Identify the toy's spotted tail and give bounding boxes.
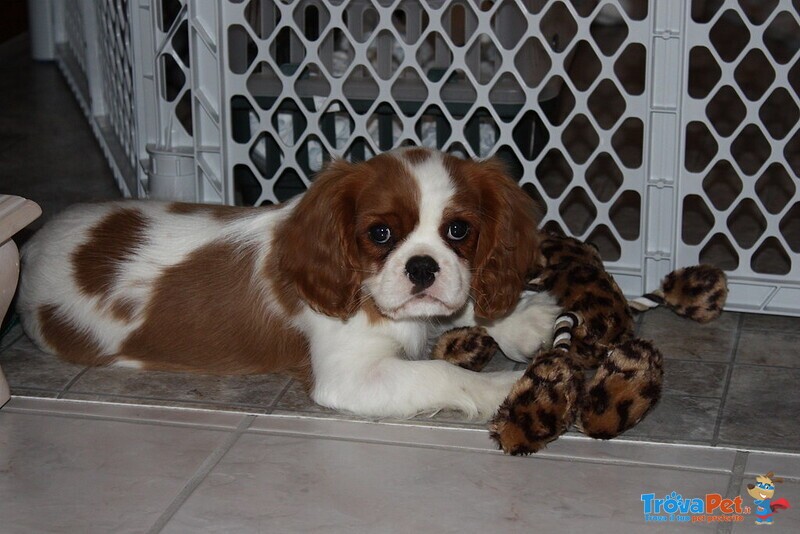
[628,265,728,323]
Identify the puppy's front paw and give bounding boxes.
[469,370,524,421]
[432,326,498,372]
[486,292,561,363]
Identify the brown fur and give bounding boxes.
[402,147,433,165]
[120,241,312,386]
[166,202,267,220]
[38,304,107,366]
[270,156,420,319]
[72,207,149,300]
[444,156,542,320]
[108,299,137,322]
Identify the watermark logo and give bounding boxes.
[641,471,792,525]
[745,471,791,526]
[641,491,749,524]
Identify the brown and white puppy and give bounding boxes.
[17,148,559,419]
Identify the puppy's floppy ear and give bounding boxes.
[274,159,363,319]
[470,158,542,320]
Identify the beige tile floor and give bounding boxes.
[2,37,800,533]
[2,396,799,534]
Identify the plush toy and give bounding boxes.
[432,232,728,455]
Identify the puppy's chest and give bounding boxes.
[387,321,440,361]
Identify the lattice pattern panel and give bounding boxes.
[679,0,800,309]
[63,0,88,77]
[220,0,650,270]
[97,0,138,169]
[155,0,195,146]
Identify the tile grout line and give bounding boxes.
[56,366,91,399]
[265,378,296,414]
[710,315,744,447]
[237,426,741,475]
[720,361,800,371]
[0,330,25,353]
[716,450,749,534]
[3,403,247,432]
[146,414,256,534]
[62,389,279,412]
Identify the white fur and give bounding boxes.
[17,154,557,421]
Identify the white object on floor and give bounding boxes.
[0,195,42,407]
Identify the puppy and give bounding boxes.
[17,148,559,419]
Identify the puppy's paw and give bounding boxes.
[431,326,498,372]
[486,292,561,363]
[579,339,663,439]
[463,370,524,422]
[489,351,582,455]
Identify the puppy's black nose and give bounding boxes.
[406,255,439,290]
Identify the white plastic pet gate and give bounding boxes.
[36,0,800,315]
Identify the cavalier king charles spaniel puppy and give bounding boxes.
[17,148,558,419]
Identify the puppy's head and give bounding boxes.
[277,148,541,321]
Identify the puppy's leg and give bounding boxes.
[449,292,561,363]
[311,337,522,420]
[485,292,560,363]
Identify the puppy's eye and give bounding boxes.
[446,220,469,241]
[368,224,392,244]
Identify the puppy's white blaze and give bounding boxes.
[366,153,470,318]
[410,154,456,237]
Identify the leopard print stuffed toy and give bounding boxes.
[432,232,728,455]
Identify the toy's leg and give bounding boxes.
[488,313,582,454]
[489,350,582,455]
[579,339,663,439]
[431,326,499,372]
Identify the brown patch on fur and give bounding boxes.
[362,297,388,326]
[270,155,420,319]
[72,208,149,299]
[119,241,312,383]
[108,299,137,322]
[431,326,498,372]
[167,202,266,220]
[38,304,107,366]
[443,155,542,320]
[402,147,433,165]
